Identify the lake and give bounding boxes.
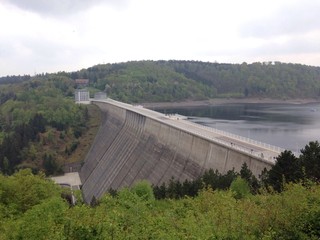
[156,103,320,153]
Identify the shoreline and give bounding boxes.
[140,98,320,109]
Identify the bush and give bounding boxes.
[131,180,155,202]
[230,176,251,200]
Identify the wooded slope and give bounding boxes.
[71,60,320,102]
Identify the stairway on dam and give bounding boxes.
[80,99,281,203]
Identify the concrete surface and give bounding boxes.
[51,172,82,188]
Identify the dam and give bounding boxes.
[80,99,281,203]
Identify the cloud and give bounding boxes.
[241,1,320,38]
[244,38,320,60]
[1,0,320,76]
[2,0,129,16]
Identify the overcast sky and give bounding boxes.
[1,0,320,76]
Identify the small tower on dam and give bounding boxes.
[75,89,90,103]
[74,78,90,104]
[94,92,107,100]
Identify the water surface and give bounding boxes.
[156,103,320,153]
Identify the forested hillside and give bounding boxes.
[0,75,100,175]
[71,60,320,102]
[2,61,319,104]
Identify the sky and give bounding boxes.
[0,0,320,76]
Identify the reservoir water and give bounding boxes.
[156,103,320,153]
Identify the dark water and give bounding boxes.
[156,103,320,153]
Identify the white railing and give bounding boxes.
[190,127,277,163]
[190,120,285,152]
[177,119,290,163]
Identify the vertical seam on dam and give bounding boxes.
[223,149,229,173]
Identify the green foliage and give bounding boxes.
[0,75,90,174]
[7,197,68,240]
[0,75,31,85]
[1,173,320,239]
[81,61,217,102]
[264,141,320,192]
[0,169,62,215]
[240,162,259,193]
[153,169,238,200]
[230,176,251,199]
[265,150,301,191]
[43,153,62,176]
[300,141,320,181]
[130,180,155,202]
[75,60,320,103]
[3,60,320,105]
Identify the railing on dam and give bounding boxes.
[177,118,283,163]
[165,113,300,161]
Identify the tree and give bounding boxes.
[30,113,46,134]
[131,180,155,202]
[266,150,302,191]
[0,169,62,214]
[43,153,60,176]
[300,141,320,181]
[240,162,259,193]
[153,182,166,199]
[7,197,68,240]
[1,157,9,175]
[230,176,251,199]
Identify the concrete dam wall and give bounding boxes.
[80,100,273,203]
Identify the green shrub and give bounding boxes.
[230,176,251,199]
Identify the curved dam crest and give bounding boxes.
[80,99,274,203]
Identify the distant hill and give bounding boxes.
[2,60,320,103]
[0,75,31,85]
[68,60,320,103]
